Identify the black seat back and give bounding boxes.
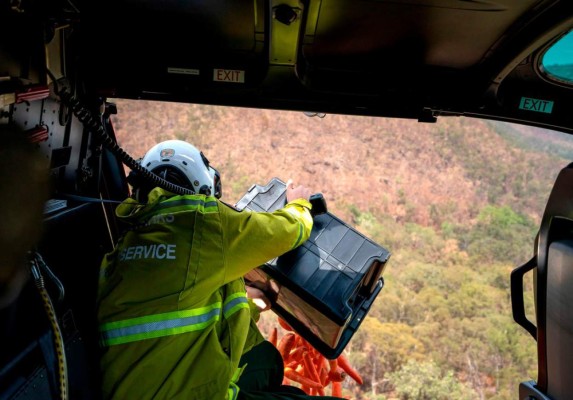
[512,162,573,399]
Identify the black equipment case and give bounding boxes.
[236,178,390,358]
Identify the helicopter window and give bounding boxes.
[540,30,573,85]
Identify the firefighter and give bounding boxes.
[97,140,343,399]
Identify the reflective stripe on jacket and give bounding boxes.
[97,187,312,399]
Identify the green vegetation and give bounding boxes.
[337,121,547,398]
[347,208,537,399]
[389,360,476,400]
[487,120,573,161]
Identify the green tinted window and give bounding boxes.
[541,31,573,84]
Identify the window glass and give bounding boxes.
[111,99,573,400]
[541,30,573,84]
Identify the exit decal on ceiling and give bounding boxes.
[519,97,554,114]
[213,69,245,83]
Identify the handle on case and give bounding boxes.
[510,256,537,340]
[309,193,327,217]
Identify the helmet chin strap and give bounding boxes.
[158,169,169,183]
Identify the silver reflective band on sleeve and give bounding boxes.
[99,303,222,346]
[284,204,313,249]
[223,292,249,318]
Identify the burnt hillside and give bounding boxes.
[111,99,566,229]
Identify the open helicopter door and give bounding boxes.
[512,162,573,399]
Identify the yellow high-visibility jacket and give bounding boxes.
[97,187,313,400]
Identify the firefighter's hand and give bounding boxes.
[286,179,312,203]
[246,285,271,312]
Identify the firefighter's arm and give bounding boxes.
[221,191,313,283]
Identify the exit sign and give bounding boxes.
[213,69,245,83]
[519,97,554,114]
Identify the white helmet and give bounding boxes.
[140,140,221,198]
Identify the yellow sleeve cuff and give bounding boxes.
[287,198,312,210]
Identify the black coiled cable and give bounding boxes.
[58,90,193,196]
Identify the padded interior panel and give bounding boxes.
[82,0,267,94]
[546,239,573,399]
[303,0,538,68]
